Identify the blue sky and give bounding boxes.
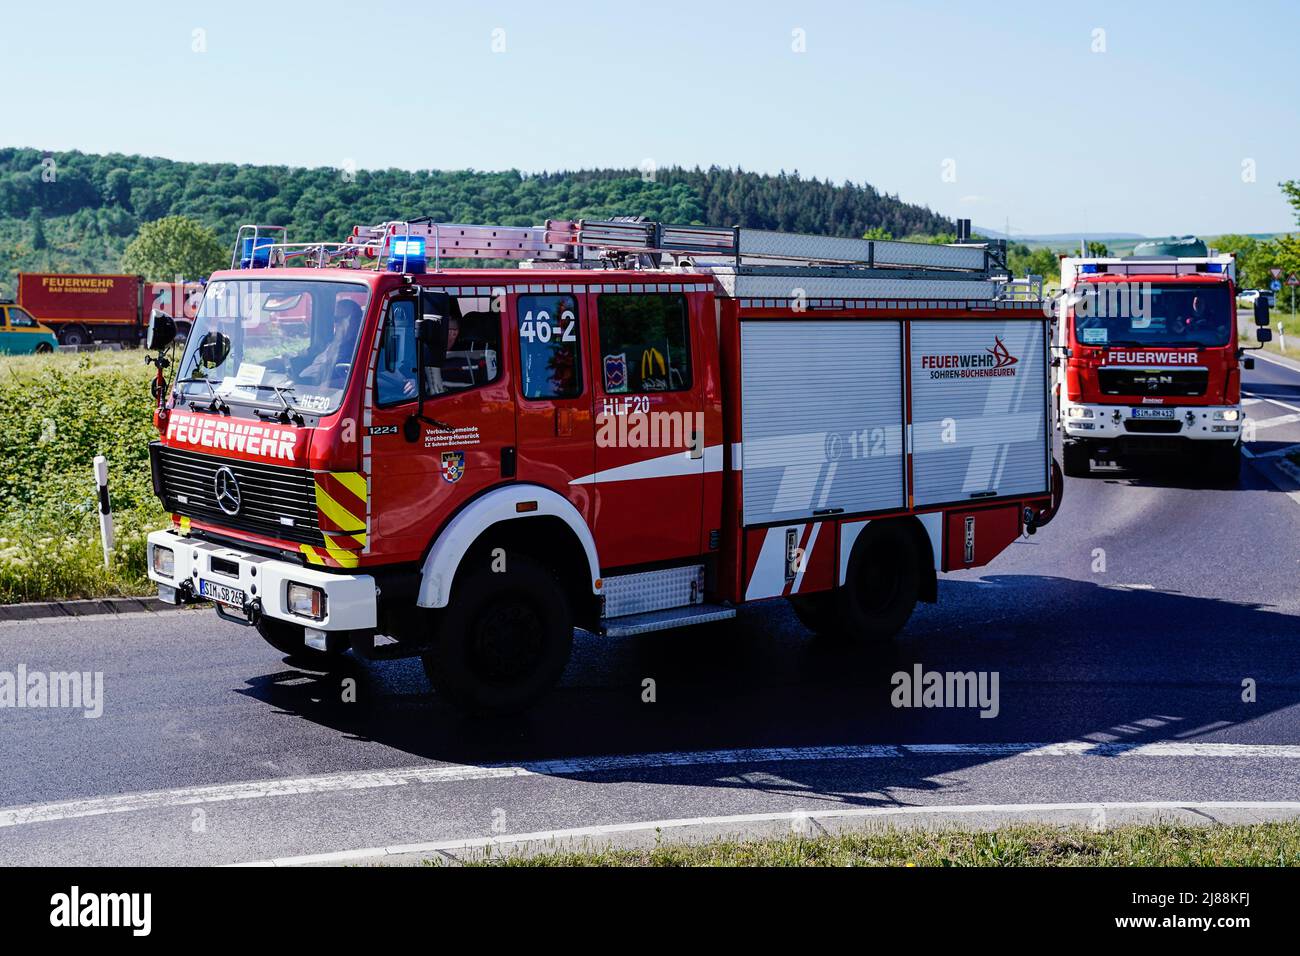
[3,1,1296,236]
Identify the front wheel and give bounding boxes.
[34,342,54,354]
[422,555,573,714]
[1062,439,1091,478]
[1206,442,1241,486]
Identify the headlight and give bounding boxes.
[1214,409,1240,421]
[151,544,174,577]
[1067,407,1094,419]
[287,582,326,620]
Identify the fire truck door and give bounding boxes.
[511,290,595,523]
[587,290,705,568]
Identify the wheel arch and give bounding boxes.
[416,484,601,623]
[839,513,940,604]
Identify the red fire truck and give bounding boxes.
[1055,240,1271,480]
[144,219,1061,713]
[17,272,203,346]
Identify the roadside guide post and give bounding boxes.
[93,455,114,569]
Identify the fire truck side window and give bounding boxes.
[517,293,582,400]
[376,295,501,405]
[376,299,418,405]
[597,293,691,393]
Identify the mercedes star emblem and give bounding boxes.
[213,466,242,516]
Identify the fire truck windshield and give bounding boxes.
[1073,283,1232,348]
[175,279,370,416]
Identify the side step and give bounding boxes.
[602,603,736,638]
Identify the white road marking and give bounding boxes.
[232,799,1300,867]
[1242,390,1300,415]
[1244,442,1300,460]
[1247,411,1300,431]
[7,742,1300,831]
[1253,350,1300,376]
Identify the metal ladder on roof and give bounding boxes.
[345,217,1010,278]
[230,216,1033,301]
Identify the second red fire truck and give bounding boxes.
[17,272,203,346]
[144,218,1061,713]
[1055,238,1270,480]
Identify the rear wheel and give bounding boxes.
[789,522,921,643]
[58,325,91,347]
[1062,439,1091,478]
[422,555,573,714]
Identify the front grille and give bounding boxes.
[157,446,323,546]
[1124,419,1183,434]
[1098,367,1207,397]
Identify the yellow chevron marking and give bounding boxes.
[299,545,325,566]
[321,543,360,568]
[322,531,364,552]
[178,516,191,535]
[333,471,368,502]
[315,486,364,533]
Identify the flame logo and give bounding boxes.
[985,336,1019,369]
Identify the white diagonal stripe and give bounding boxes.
[6,741,1300,830]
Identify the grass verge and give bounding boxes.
[448,822,1300,867]
[0,349,165,603]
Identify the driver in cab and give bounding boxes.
[1174,294,1227,343]
[294,300,360,386]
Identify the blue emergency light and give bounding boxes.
[1080,264,1099,273]
[239,236,274,269]
[1206,263,1224,273]
[387,236,427,274]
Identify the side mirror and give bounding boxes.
[1254,298,1271,327]
[197,330,231,369]
[146,309,177,351]
[1256,326,1273,344]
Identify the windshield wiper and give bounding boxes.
[177,376,229,414]
[247,384,307,426]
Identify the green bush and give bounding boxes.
[0,351,165,602]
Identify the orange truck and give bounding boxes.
[17,272,202,346]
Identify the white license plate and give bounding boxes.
[1130,408,1176,419]
[199,579,245,609]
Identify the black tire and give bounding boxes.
[34,342,53,354]
[788,591,837,635]
[1206,442,1241,486]
[1062,440,1091,478]
[422,555,573,714]
[790,522,921,643]
[255,616,346,667]
[59,325,90,347]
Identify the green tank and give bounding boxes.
[1131,235,1208,257]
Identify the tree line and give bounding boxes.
[0,148,953,287]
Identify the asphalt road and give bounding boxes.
[3,355,1300,865]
